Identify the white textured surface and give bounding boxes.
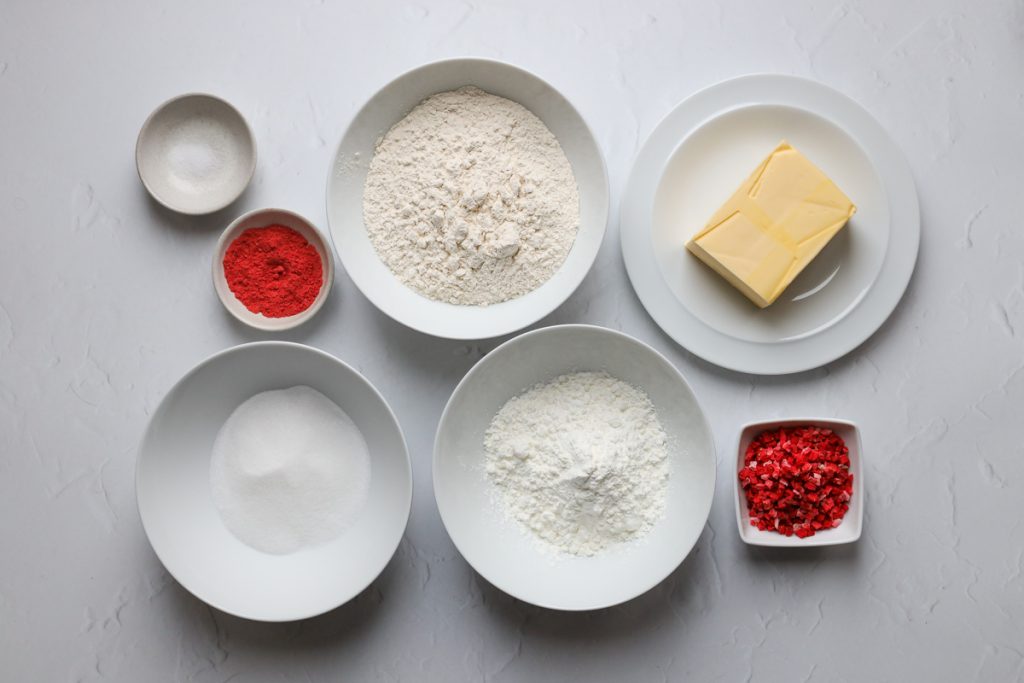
[1,0,1021,680]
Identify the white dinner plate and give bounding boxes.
[326,58,608,340]
[620,74,919,374]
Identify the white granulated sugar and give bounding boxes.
[484,372,670,556]
[210,386,371,555]
[363,86,580,306]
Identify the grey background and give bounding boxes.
[1,0,1022,680]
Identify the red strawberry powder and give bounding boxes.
[223,225,323,318]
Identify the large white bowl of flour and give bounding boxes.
[433,325,716,610]
[327,58,608,339]
[136,342,411,621]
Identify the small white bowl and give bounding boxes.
[735,418,864,547]
[136,341,412,622]
[433,324,716,610]
[327,58,609,340]
[213,208,334,331]
[136,93,256,214]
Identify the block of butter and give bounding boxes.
[686,141,856,308]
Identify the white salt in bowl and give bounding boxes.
[433,324,716,610]
[327,58,609,340]
[136,93,256,214]
[136,342,412,622]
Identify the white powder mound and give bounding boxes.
[484,372,670,556]
[362,86,580,306]
[209,386,371,555]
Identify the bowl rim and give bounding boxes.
[432,323,717,610]
[733,417,863,547]
[135,340,413,622]
[325,56,610,340]
[135,91,257,215]
[212,207,335,331]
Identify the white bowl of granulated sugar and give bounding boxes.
[136,342,412,622]
[433,324,717,610]
[327,58,609,340]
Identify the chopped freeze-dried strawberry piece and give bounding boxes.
[738,425,853,539]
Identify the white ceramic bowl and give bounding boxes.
[326,58,609,340]
[735,418,863,547]
[136,342,412,622]
[136,93,256,214]
[213,208,334,331]
[433,324,716,610]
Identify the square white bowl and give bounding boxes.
[734,418,863,547]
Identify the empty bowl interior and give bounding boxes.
[327,58,608,339]
[735,419,863,547]
[137,94,256,214]
[136,342,411,621]
[433,325,716,610]
[213,209,334,331]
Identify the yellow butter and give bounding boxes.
[685,141,856,308]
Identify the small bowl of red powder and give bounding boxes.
[735,419,863,547]
[214,208,334,331]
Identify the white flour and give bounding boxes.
[484,372,670,556]
[363,86,580,305]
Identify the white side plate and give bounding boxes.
[621,74,919,374]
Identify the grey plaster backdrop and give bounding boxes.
[1,1,1022,681]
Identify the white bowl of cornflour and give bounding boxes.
[327,58,609,340]
[136,342,411,622]
[433,324,717,610]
